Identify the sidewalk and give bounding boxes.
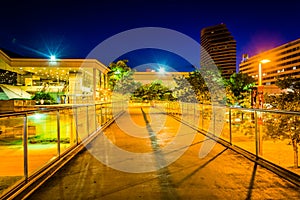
[28,106,300,199]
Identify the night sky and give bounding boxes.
[1,0,300,72]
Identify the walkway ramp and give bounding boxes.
[27,106,300,199]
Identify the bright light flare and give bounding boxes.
[31,113,45,120]
[158,67,165,73]
[50,55,56,61]
[260,59,270,64]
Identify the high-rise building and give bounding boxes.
[200,23,236,79]
[239,38,300,87]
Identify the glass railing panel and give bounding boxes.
[198,104,204,130]
[106,103,113,121]
[27,111,58,176]
[0,115,24,195]
[104,103,112,123]
[59,108,76,153]
[95,104,102,126]
[88,106,96,134]
[220,107,230,142]
[185,103,195,125]
[193,103,201,129]
[101,104,107,125]
[77,107,88,141]
[231,109,256,154]
[262,111,300,175]
[111,101,120,119]
[202,104,212,132]
[100,104,107,125]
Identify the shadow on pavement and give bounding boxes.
[175,147,228,187]
[141,107,180,200]
[246,163,258,200]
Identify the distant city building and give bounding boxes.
[200,23,236,79]
[239,38,300,87]
[133,72,189,88]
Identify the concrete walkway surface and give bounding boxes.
[27,107,300,200]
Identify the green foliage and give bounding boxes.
[264,113,300,168]
[275,75,300,92]
[32,92,55,104]
[186,70,210,103]
[172,74,199,103]
[264,76,300,168]
[172,67,226,104]
[108,60,141,95]
[108,60,133,90]
[272,76,300,111]
[225,72,255,107]
[173,69,215,103]
[198,66,226,104]
[132,80,174,101]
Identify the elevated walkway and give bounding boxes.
[25,106,300,199]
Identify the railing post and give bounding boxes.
[86,106,89,136]
[100,105,103,125]
[75,107,79,145]
[213,109,216,136]
[95,104,98,131]
[255,110,259,157]
[229,108,232,145]
[194,103,196,124]
[201,104,204,130]
[185,102,187,118]
[109,102,112,120]
[57,110,61,158]
[23,114,28,181]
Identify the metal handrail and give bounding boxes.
[0,101,125,199]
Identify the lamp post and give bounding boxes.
[257,59,270,109]
[256,59,270,156]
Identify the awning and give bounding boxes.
[0,84,32,100]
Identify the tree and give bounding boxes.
[274,75,300,111]
[172,73,199,103]
[186,70,210,103]
[173,69,213,103]
[264,76,300,168]
[225,72,256,108]
[132,80,174,101]
[264,113,300,168]
[108,60,141,96]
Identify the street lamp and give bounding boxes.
[50,55,56,61]
[258,59,270,86]
[257,59,270,156]
[257,59,271,109]
[158,67,165,73]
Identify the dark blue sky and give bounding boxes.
[1,0,300,71]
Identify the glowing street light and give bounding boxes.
[158,67,165,73]
[258,59,270,86]
[257,59,271,109]
[50,55,57,62]
[257,59,270,155]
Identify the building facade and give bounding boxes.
[239,38,300,88]
[200,23,236,79]
[133,72,189,89]
[0,50,110,105]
